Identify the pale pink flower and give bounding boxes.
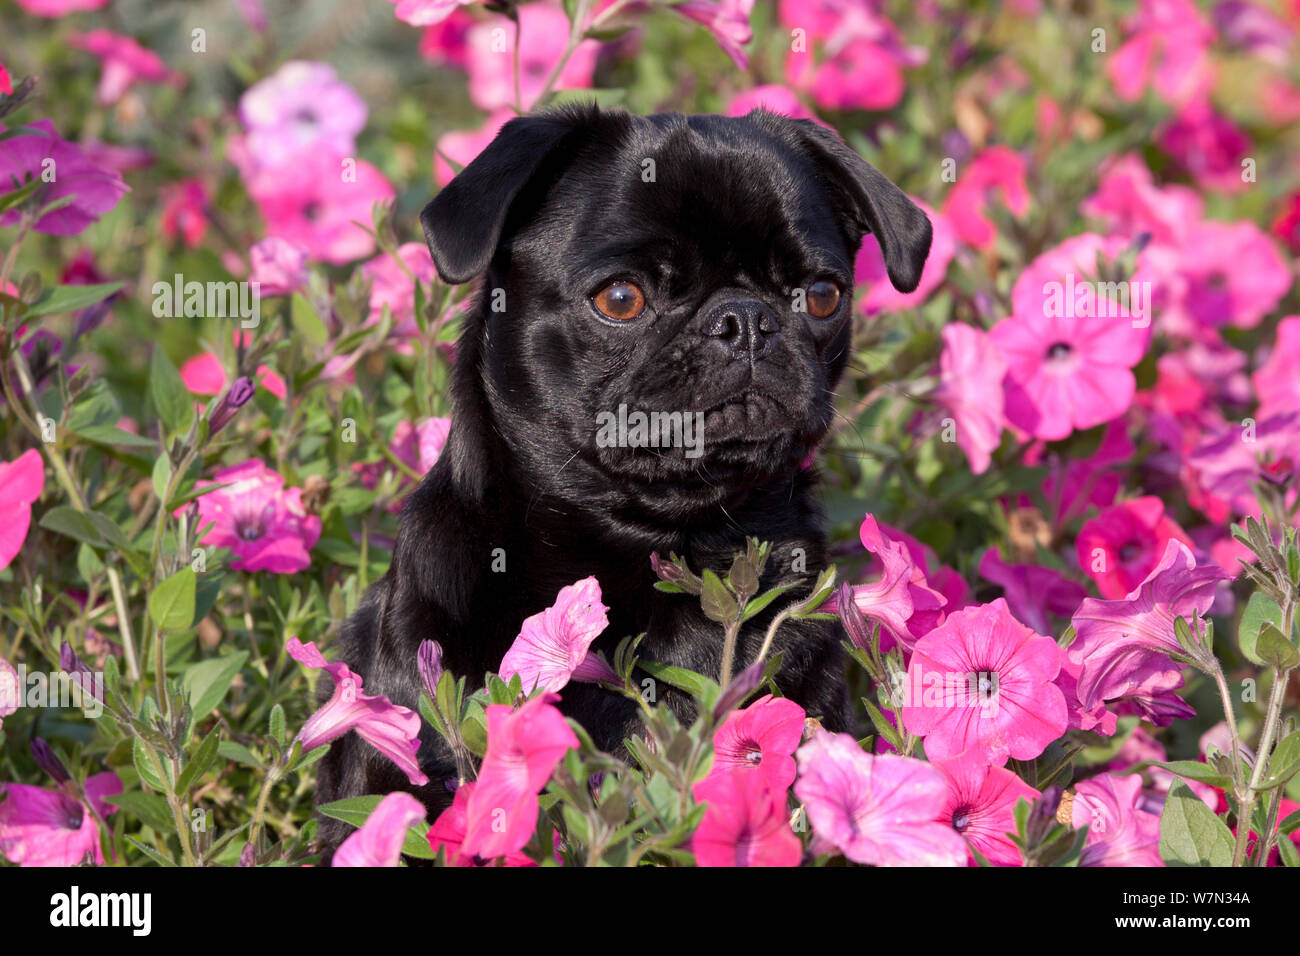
[467,5,598,111]
[794,730,968,866]
[691,770,801,867]
[707,694,806,794]
[189,460,321,573]
[933,323,1007,475]
[392,417,452,475]
[676,0,755,69]
[333,791,426,867]
[0,658,18,729]
[248,237,309,296]
[1106,0,1214,107]
[900,599,1067,766]
[0,772,120,866]
[238,61,367,168]
[1069,540,1226,721]
[1072,772,1163,866]
[390,0,473,26]
[362,242,439,338]
[287,638,428,786]
[70,30,184,104]
[462,693,579,860]
[934,750,1038,866]
[1079,153,1204,246]
[499,577,613,693]
[0,450,44,571]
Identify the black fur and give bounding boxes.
[313,106,931,857]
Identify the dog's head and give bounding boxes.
[421,106,930,524]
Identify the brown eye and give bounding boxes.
[592,281,646,321]
[807,280,842,318]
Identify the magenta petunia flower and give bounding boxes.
[0,120,129,236]
[286,637,428,786]
[707,694,806,794]
[390,0,473,26]
[1188,412,1300,514]
[691,769,801,867]
[0,449,44,572]
[1041,418,1135,526]
[332,791,426,867]
[1075,496,1194,599]
[427,782,537,866]
[857,199,955,316]
[941,146,1030,250]
[238,61,367,169]
[793,730,968,866]
[433,108,511,186]
[1068,540,1225,720]
[1254,316,1300,421]
[676,0,756,70]
[462,693,579,861]
[1106,0,1214,107]
[991,234,1151,441]
[933,750,1038,866]
[977,548,1085,637]
[933,323,1007,475]
[70,30,184,104]
[190,460,320,573]
[248,237,310,297]
[466,4,598,111]
[725,84,816,120]
[0,772,120,867]
[1054,652,1119,736]
[1157,102,1252,194]
[900,599,1067,766]
[13,0,109,16]
[159,178,208,247]
[499,577,613,694]
[392,417,451,476]
[1071,772,1163,867]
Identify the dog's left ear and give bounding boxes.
[782,117,932,293]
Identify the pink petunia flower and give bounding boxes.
[933,750,1038,866]
[361,242,439,339]
[286,638,428,786]
[0,772,120,866]
[1071,772,1163,866]
[462,693,579,861]
[248,237,310,297]
[941,146,1030,250]
[991,234,1151,441]
[1106,0,1214,107]
[466,4,599,111]
[333,791,426,867]
[707,694,806,794]
[1076,496,1194,599]
[189,460,321,573]
[0,449,44,571]
[725,84,816,120]
[1069,540,1226,722]
[159,178,208,247]
[427,782,538,866]
[933,323,1007,475]
[392,417,452,476]
[676,0,755,69]
[1054,652,1120,736]
[0,119,129,236]
[1188,412,1300,514]
[977,548,1085,637]
[1079,153,1203,246]
[900,599,1067,766]
[419,8,475,65]
[238,61,367,168]
[434,109,512,187]
[499,577,614,694]
[793,730,968,866]
[1255,316,1300,420]
[13,0,110,16]
[390,0,473,26]
[0,658,18,729]
[857,200,955,316]
[1041,419,1135,527]
[691,769,801,867]
[69,30,184,104]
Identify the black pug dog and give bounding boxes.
[314,105,931,857]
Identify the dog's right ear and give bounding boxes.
[420,109,592,284]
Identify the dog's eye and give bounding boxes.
[807,280,842,318]
[592,281,646,321]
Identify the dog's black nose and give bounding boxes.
[701,299,780,356]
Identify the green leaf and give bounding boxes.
[102,791,177,835]
[740,583,795,622]
[638,660,720,700]
[291,292,330,348]
[1257,623,1300,671]
[1154,760,1233,791]
[175,727,222,795]
[700,569,738,623]
[26,281,124,317]
[1239,592,1283,667]
[133,737,169,793]
[269,704,287,748]
[181,651,248,718]
[150,346,194,435]
[150,568,196,633]
[1258,732,1300,790]
[1159,780,1234,867]
[316,795,434,860]
[73,424,159,449]
[40,506,107,548]
[151,453,172,502]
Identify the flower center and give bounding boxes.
[1046,341,1073,362]
[64,801,85,831]
[1118,541,1142,563]
[742,745,763,767]
[951,806,972,832]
